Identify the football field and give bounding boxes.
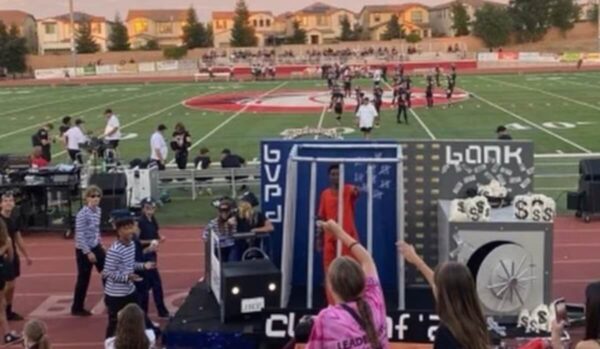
[2,70,600,216]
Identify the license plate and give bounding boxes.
[241,297,265,314]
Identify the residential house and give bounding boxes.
[429,0,505,37]
[212,11,281,47]
[292,2,358,45]
[359,3,431,41]
[126,9,187,48]
[578,0,598,21]
[37,12,111,54]
[0,10,38,53]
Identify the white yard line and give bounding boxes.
[174,81,289,164]
[383,81,436,140]
[470,92,592,153]
[479,76,600,113]
[0,91,99,117]
[535,152,600,158]
[0,85,185,140]
[409,108,436,140]
[314,105,328,140]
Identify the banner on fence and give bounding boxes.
[477,52,498,61]
[75,65,97,76]
[96,64,118,75]
[498,51,518,60]
[560,52,582,62]
[156,60,179,71]
[116,63,138,73]
[583,53,600,63]
[34,68,75,79]
[138,62,156,72]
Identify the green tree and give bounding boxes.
[163,46,188,59]
[352,23,368,41]
[205,22,214,47]
[230,0,257,47]
[549,0,580,33]
[405,32,421,43]
[451,1,471,36]
[108,13,130,51]
[0,21,8,73]
[509,0,552,42]
[381,14,404,40]
[75,21,100,53]
[182,7,206,49]
[474,3,512,48]
[143,39,160,50]
[589,3,599,22]
[286,20,307,44]
[339,16,354,41]
[1,24,27,76]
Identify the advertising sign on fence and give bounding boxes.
[156,60,179,71]
[116,63,138,73]
[138,62,156,72]
[34,68,75,79]
[96,64,118,75]
[584,53,600,63]
[560,52,582,62]
[498,51,518,60]
[477,52,498,62]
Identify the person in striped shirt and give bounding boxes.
[103,214,155,339]
[71,186,105,317]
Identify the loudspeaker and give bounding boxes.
[89,173,127,195]
[220,259,281,323]
[98,194,127,231]
[567,192,582,211]
[579,159,600,181]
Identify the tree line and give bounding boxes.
[457,0,587,48]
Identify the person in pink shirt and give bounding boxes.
[307,220,387,349]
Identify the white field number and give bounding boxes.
[241,297,265,314]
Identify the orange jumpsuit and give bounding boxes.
[318,184,359,303]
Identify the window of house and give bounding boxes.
[157,22,173,34]
[266,19,271,27]
[411,10,423,23]
[253,19,258,27]
[259,19,264,27]
[91,22,101,34]
[301,16,309,26]
[374,14,381,22]
[44,23,56,34]
[316,15,328,26]
[339,15,346,24]
[216,20,227,30]
[134,20,148,34]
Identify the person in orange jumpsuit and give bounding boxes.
[317,164,360,304]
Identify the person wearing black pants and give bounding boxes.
[137,199,169,318]
[171,123,191,170]
[396,91,408,124]
[71,186,105,317]
[103,215,156,338]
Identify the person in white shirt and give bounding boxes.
[355,97,379,140]
[64,119,88,164]
[373,68,382,87]
[103,109,121,160]
[150,124,168,170]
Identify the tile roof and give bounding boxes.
[0,10,34,26]
[126,9,188,22]
[430,0,506,10]
[50,11,105,22]
[360,3,429,14]
[212,11,274,21]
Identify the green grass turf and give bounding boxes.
[2,71,599,225]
